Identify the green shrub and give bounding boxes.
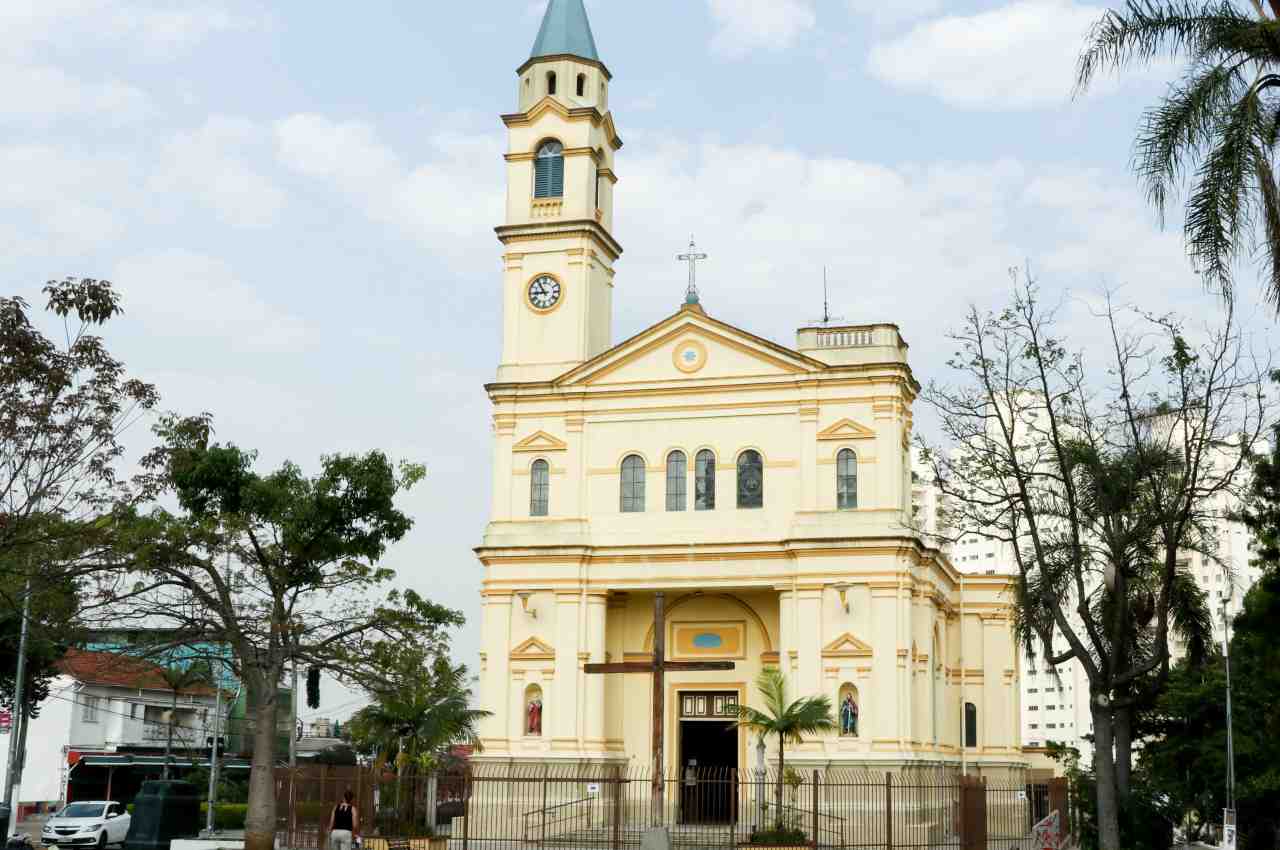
[197,803,248,831]
[746,826,808,846]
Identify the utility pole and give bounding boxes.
[1223,598,1237,847]
[205,655,224,833]
[3,579,32,838]
[959,573,966,778]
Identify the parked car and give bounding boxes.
[40,802,130,848]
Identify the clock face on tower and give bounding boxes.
[527,275,562,311]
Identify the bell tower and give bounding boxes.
[496,0,623,383]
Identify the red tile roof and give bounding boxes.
[57,649,217,695]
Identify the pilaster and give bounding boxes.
[479,592,513,752]
[583,591,608,748]
[553,591,582,747]
[492,415,516,522]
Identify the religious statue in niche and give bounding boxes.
[525,685,543,736]
[839,685,859,737]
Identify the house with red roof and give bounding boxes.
[0,649,231,810]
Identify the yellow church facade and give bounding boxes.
[474,0,1024,780]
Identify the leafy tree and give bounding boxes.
[920,275,1266,848]
[0,569,77,717]
[85,416,463,850]
[1141,432,1280,847]
[732,667,835,836]
[1077,0,1280,310]
[0,278,157,711]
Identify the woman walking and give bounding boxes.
[328,790,360,850]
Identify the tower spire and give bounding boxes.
[530,0,600,63]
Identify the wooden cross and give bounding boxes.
[584,591,735,807]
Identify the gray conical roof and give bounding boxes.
[530,0,600,62]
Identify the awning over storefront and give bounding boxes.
[71,755,252,771]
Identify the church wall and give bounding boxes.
[478,10,1025,777]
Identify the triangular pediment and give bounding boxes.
[513,431,568,453]
[510,636,556,660]
[816,418,877,441]
[822,632,873,658]
[556,308,827,388]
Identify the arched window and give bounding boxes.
[621,455,646,513]
[666,451,687,512]
[837,449,858,509]
[964,702,978,748]
[576,74,586,97]
[534,140,565,199]
[530,459,549,517]
[737,450,763,509]
[695,450,716,511]
[546,71,557,95]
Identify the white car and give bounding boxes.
[41,801,130,848]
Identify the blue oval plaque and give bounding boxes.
[693,632,723,649]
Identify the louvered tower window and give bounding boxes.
[837,449,858,509]
[530,459,550,517]
[534,140,565,199]
[546,71,557,95]
[576,74,587,97]
[666,451,687,512]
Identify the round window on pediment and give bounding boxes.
[673,339,707,373]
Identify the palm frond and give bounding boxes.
[1135,60,1250,221]
[1251,131,1280,307]
[1077,1,1259,94]
[1184,82,1268,298]
[1168,564,1215,665]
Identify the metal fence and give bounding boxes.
[276,766,1073,850]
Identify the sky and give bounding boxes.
[3,0,1276,722]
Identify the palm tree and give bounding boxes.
[158,662,211,779]
[348,655,490,826]
[1077,0,1280,310]
[350,656,489,770]
[733,667,836,833]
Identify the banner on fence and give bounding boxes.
[1031,810,1062,850]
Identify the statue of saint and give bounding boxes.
[839,692,858,737]
[527,697,543,736]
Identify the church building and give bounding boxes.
[474,0,1025,780]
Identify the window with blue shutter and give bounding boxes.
[535,140,565,199]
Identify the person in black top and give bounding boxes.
[328,790,360,850]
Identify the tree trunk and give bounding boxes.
[244,695,280,850]
[1113,704,1133,802]
[1091,701,1122,850]
[775,733,785,831]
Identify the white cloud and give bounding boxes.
[114,251,309,352]
[274,114,503,264]
[0,0,260,61]
[707,0,817,58]
[0,144,134,258]
[846,0,942,27]
[868,0,1104,110]
[0,64,150,125]
[148,117,286,229]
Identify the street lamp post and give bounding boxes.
[1222,599,1237,848]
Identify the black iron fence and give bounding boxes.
[276,765,1073,850]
